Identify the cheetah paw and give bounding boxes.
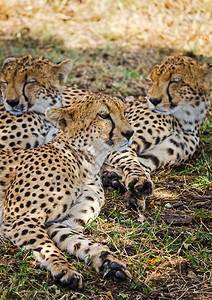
[124,177,154,210]
[53,267,84,289]
[100,253,131,282]
[128,177,154,196]
[102,171,125,194]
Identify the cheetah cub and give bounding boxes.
[0,94,133,289]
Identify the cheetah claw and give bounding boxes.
[124,191,139,210]
[128,178,153,196]
[53,269,84,289]
[100,260,132,282]
[102,171,126,194]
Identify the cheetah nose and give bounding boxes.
[149,98,161,107]
[6,99,19,108]
[122,129,134,141]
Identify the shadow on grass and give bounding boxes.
[1,34,210,98]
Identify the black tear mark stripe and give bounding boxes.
[23,82,30,103]
[105,101,124,146]
[107,114,115,145]
[167,82,177,109]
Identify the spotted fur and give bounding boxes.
[103,56,211,207]
[0,94,133,288]
[0,55,211,208]
[0,55,72,150]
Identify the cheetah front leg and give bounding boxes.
[1,217,84,289]
[46,184,131,282]
[102,147,154,209]
[47,224,131,282]
[137,132,199,172]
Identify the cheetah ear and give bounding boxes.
[54,59,73,85]
[45,107,74,131]
[2,57,17,68]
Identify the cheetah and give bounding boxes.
[0,55,211,206]
[0,94,133,288]
[102,56,211,207]
[0,55,72,150]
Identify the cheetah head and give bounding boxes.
[147,56,212,122]
[46,94,134,154]
[0,55,72,115]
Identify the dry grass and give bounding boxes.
[0,0,211,55]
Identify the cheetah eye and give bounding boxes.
[0,81,8,85]
[97,112,110,119]
[170,78,181,84]
[26,78,36,84]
